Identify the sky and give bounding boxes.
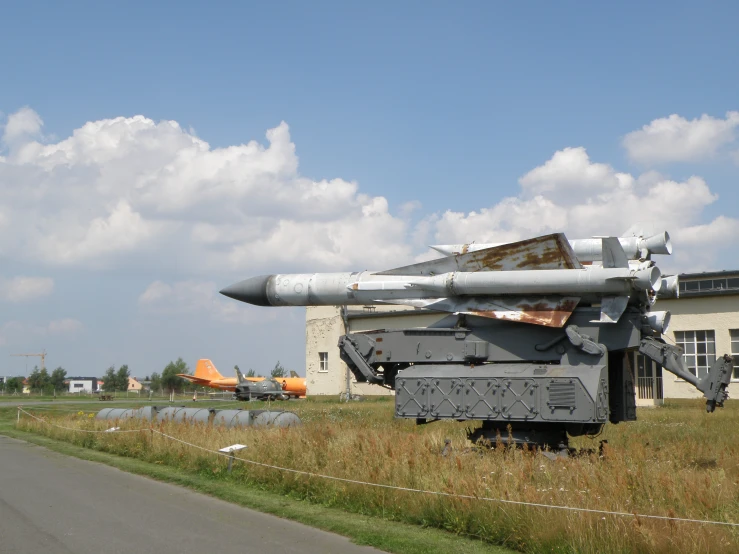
[1,1,738,378]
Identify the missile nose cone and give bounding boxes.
[220,275,273,306]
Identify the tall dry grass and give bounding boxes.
[18,400,739,553]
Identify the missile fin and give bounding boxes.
[429,245,457,256]
[595,296,629,323]
[380,296,580,327]
[376,234,582,276]
[600,237,629,269]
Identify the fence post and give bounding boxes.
[17,407,20,423]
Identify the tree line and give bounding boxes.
[239,361,288,379]
[101,365,131,392]
[2,359,295,395]
[2,366,68,394]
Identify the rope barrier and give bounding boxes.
[16,406,739,528]
[18,408,150,434]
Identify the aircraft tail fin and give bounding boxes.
[193,359,224,381]
[234,366,247,385]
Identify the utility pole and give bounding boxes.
[11,350,47,372]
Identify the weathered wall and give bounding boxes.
[305,306,345,395]
[658,294,739,398]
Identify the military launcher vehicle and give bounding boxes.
[221,232,732,449]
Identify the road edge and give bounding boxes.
[0,427,511,554]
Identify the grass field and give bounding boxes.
[8,398,739,553]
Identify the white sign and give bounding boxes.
[218,444,247,453]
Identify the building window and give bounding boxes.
[731,330,739,380]
[674,330,715,378]
[318,352,329,373]
[73,383,83,388]
[680,278,739,294]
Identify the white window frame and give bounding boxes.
[318,352,329,373]
[673,330,716,379]
[730,329,739,381]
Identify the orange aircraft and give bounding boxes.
[178,359,307,398]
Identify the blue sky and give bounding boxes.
[1,2,738,378]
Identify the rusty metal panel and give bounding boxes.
[384,296,580,327]
[457,296,580,327]
[375,233,582,276]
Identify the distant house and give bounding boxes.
[128,377,142,393]
[67,377,99,394]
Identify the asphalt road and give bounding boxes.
[0,436,382,554]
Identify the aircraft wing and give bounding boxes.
[177,373,212,384]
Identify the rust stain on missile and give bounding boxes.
[463,296,579,327]
[461,234,580,272]
[375,233,581,277]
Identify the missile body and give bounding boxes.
[220,233,670,328]
[220,266,661,308]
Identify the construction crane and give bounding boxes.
[11,350,46,372]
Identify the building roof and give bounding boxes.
[679,270,739,280]
[676,270,739,298]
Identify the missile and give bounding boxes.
[646,310,671,334]
[656,275,679,299]
[220,266,661,307]
[220,233,664,328]
[430,232,672,262]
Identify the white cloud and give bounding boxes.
[2,107,43,147]
[47,318,83,335]
[671,216,739,270]
[519,147,632,197]
[36,200,163,266]
[623,111,739,164]
[399,200,422,218]
[427,147,735,272]
[0,318,83,346]
[1,106,736,282]
[0,276,54,302]
[138,280,266,323]
[0,109,411,273]
[433,196,568,245]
